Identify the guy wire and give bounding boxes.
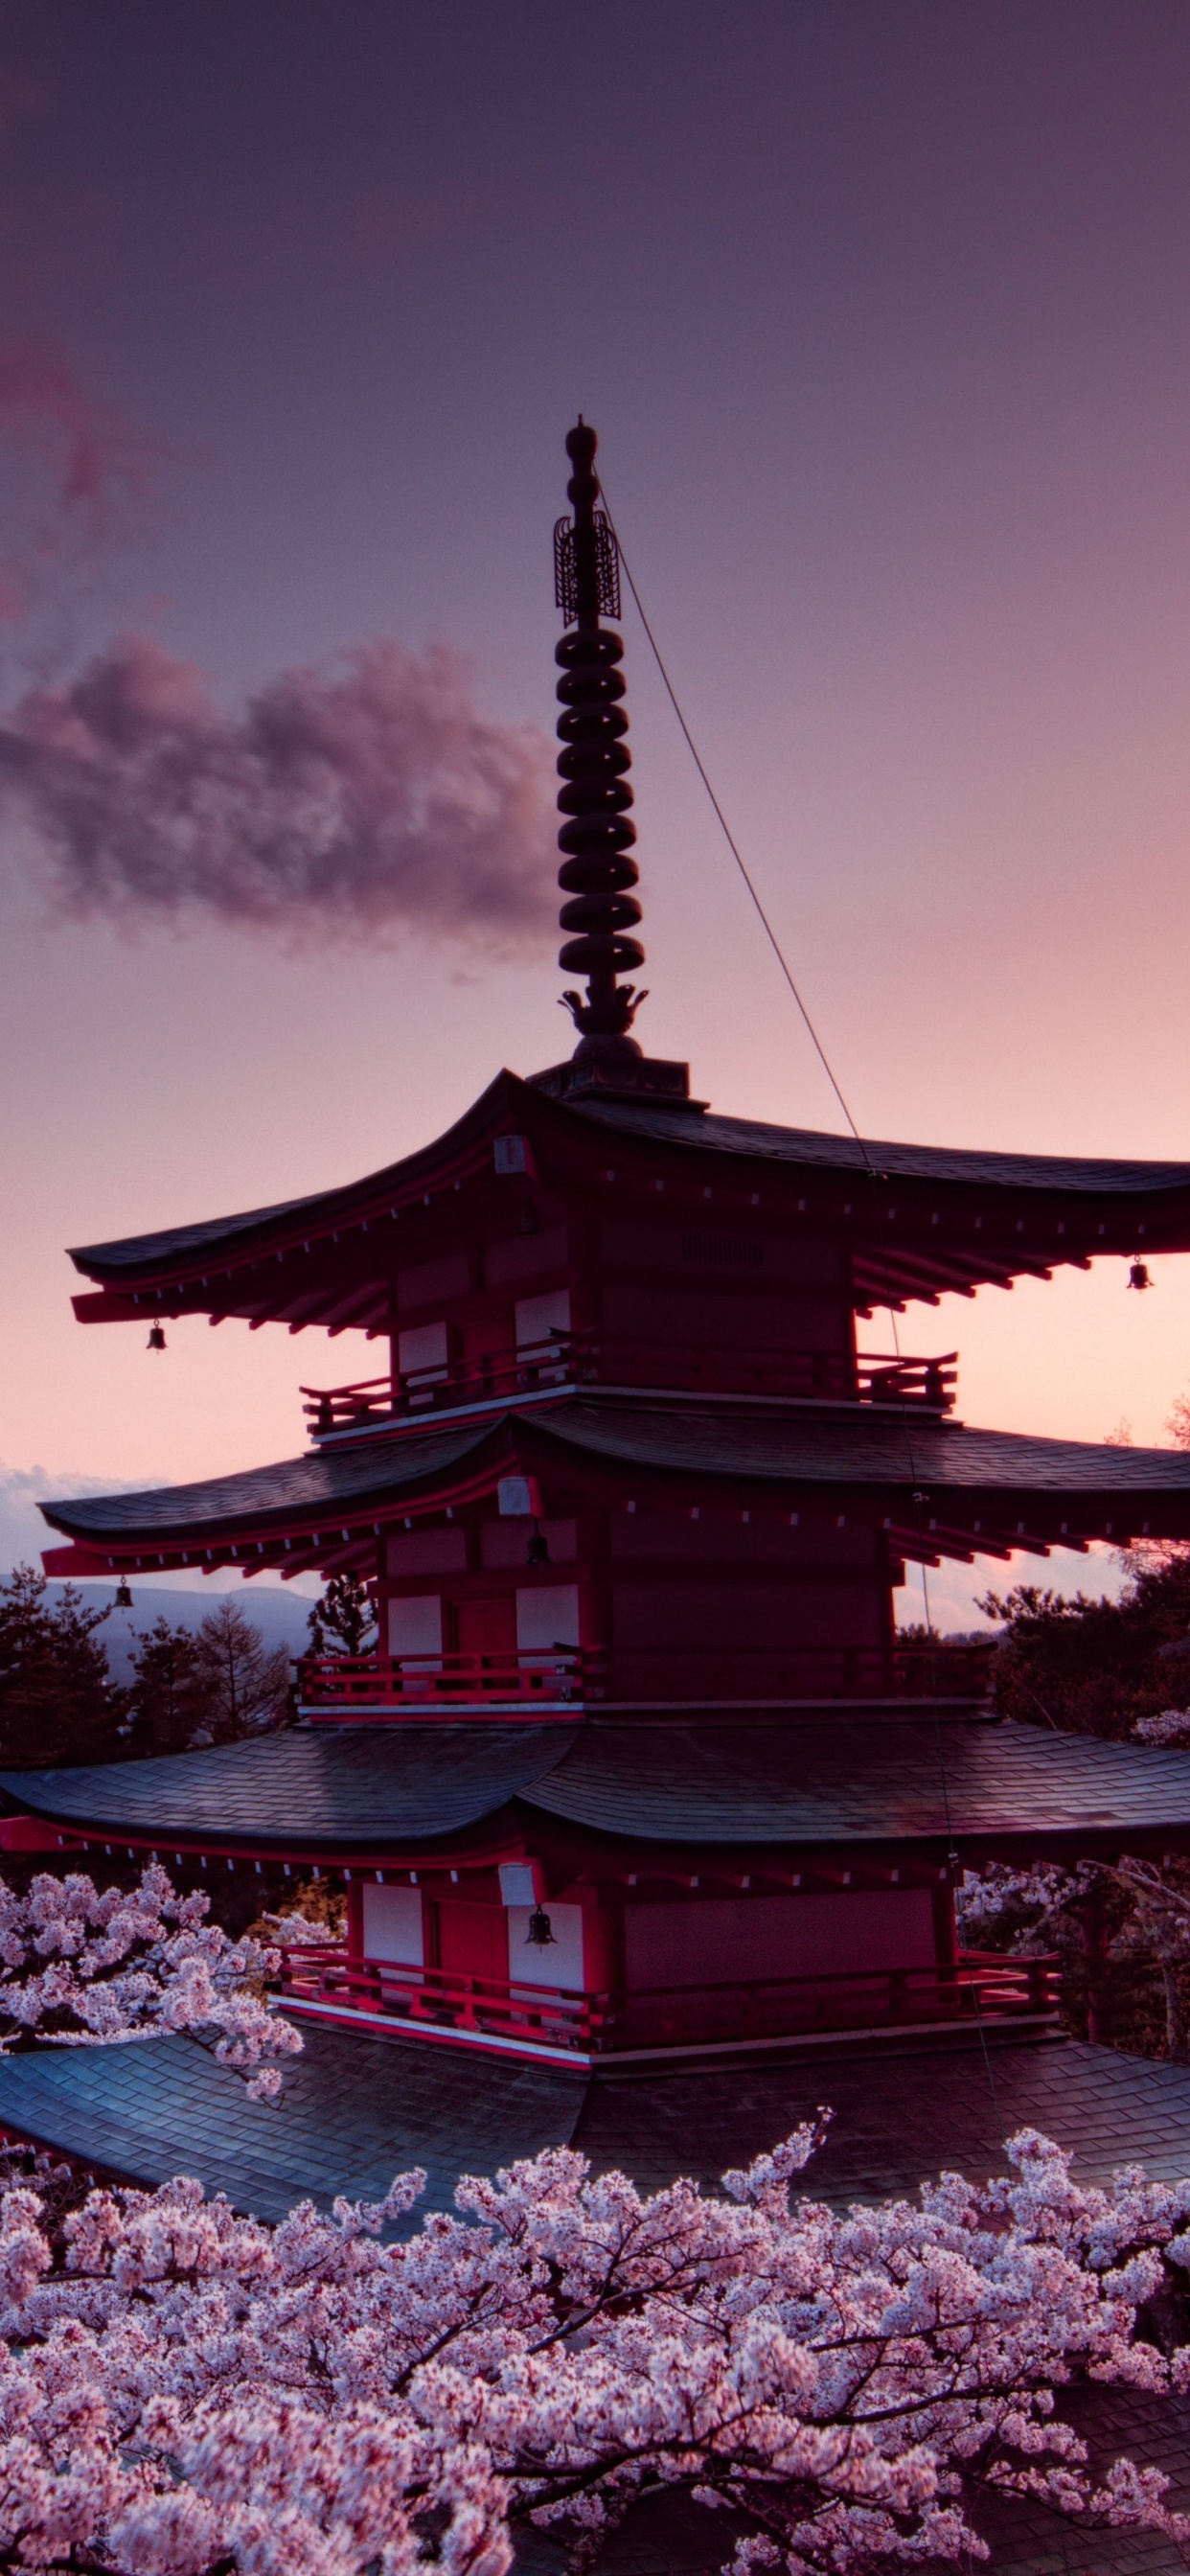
[598,484,1003,2132]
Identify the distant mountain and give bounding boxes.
[42,1582,315,1684]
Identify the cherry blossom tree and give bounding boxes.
[959,1852,1190,2059]
[0,2119,1186,2570]
[0,1862,301,2100]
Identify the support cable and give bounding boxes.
[599,487,1003,2129]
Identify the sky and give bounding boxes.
[2,0,1190,1621]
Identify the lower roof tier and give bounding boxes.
[36,1395,1190,1578]
[8,1716,1190,1864]
[0,2020,1187,2225]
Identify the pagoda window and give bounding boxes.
[515,1583,581,1649]
[386,1594,442,1659]
[624,1890,936,1991]
[398,1320,449,1401]
[361,1883,423,1966]
[515,1288,571,1377]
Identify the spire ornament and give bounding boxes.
[554,420,648,1058]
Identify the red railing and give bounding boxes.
[302,1345,958,1435]
[297,1640,992,1714]
[299,1647,601,1710]
[277,1945,1061,2054]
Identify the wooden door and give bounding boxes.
[435,1900,508,1986]
[454,1596,517,1662]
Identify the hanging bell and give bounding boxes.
[147,1323,167,1351]
[1127,1260,1153,1293]
[525,1905,557,1947]
[526,1519,550,1566]
[113,1576,133,1611]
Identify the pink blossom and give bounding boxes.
[0,2119,1182,2569]
[0,1864,300,2093]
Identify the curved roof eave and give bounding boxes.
[68,1070,525,1284]
[34,1401,1190,1554]
[8,1719,1190,1858]
[66,1064,1190,1297]
[36,1415,512,1545]
[0,1724,578,1851]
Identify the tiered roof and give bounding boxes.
[39,1399,1190,1580]
[66,1068,1190,1328]
[11,1717,1190,1868]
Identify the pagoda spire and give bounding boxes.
[553,419,648,1059]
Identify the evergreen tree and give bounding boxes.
[306,1569,378,1659]
[127,1616,211,1752]
[0,1565,129,1765]
[980,1553,1190,1740]
[193,1598,291,1740]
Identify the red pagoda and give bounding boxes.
[9,422,1190,2155]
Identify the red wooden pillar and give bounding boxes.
[931,1874,959,1969]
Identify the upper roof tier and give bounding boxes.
[67,1070,1190,1329]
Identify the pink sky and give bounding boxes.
[2,1,1190,1624]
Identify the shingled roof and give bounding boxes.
[10,1717,1190,1862]
[37,1399,1190,1567]
[65,1070,1190,1321]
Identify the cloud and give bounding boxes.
[0,331,150,521]
[0,632,558,948]
[0,331,157,624]
[0,1459,148,1576]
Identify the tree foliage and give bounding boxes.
[958,1854,1190,2061]
[0,1860,299,2098]
[306,1568,377,1660]
[979,1552,1190,1739]
[129,1600,290,1750]
[126,1616,209,1753]
[0,1565,129,1766]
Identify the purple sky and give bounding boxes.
[3,0,1190,1620]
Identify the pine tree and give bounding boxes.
[306,1569,377,1659]
[193,1598,291,1740]
[0,1565,129,1765]
[127,1617,211,1752]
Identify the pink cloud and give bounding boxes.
[0,329,159,625]
[0,330,149,519]
[0,632,557,949]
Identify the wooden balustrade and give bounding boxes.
[276,1944,1060,2055]
[301,1345,958,1435]
[297,1639,992,1714]
[299,1647,600,1710]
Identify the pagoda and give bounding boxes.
[9,420,1190,2123]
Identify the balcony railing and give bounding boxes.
[277,1944,1060,2056]
[299,1647,601,1711]
[302,1344,958,1436]
[297,1639,992,1715]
